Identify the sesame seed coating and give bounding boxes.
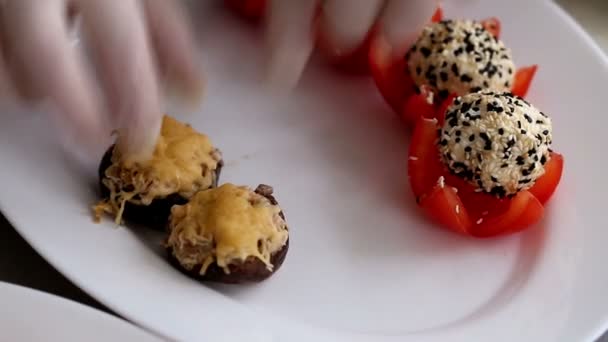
[407,20,515,99]
[438,92,553,197]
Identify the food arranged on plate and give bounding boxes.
[166,183,289,284]
[94,115,290,284]
[91,8,565,292]
[95,115,224,228]
[369,17,538,125]
[408,92,563,237]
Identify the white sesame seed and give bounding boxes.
[455,205,460,214]
[437,176,445,188]
[452,187,458,193]
[476,218,484,224]
[409,156,419,161]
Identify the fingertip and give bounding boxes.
[115,109,162,164]
[318,0,383,57]
[264,0,317,89]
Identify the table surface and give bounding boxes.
[0,0,606,340]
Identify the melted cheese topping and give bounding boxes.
[407,20,515,99]
[439,92,553,197]
[94,115,222,223]
[166,184,288,275]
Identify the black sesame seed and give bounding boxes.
[540,155,547,164]
[460,102,472,113]
[521,169,531,176]
[543,130,549,135]
[449,118,458,127]
[440,139,448,146]
[521,129,527,135]
[451,63,460,76]
[460,74,473,83]
[536,120,544,124]
[453,162,467,169]
[523,114,533,123]
[455,137,461,143]
[517,121,522,129]
[440,72,448,82]
[469,134,475,142]
[501,163,508,168]
[455,130,462,136]
[516,156,525,165]
[465,146,472,152]
[518,179,531,184]
[491,176,498,182]
[470,86,482,93]
[443,37,454,44]
[490,186,506,198]
[483,81,490,88]
[420,47,432,58]
[498,128,504,135]
[463,121,471,127]
[454,47,464,56]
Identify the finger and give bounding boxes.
[143,0,204,106]
[319,0,384,56]
[381,0,438,54]
[2,0,108,152]
[265,0,318,90]
[80,0,162,162]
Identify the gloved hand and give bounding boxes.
[0,0,202,161]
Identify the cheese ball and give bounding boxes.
[166,183,289,284]
[438,92,553,197]
[407,20,515,99]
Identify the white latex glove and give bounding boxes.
[0,0,202,161]
[266,0,437,88]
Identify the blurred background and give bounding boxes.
[557,0,608,51]
[0,0,606,340]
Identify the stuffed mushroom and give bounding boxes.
[94,115,223,228]
[166,183,289,284]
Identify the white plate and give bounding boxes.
[0,0,606,341]
[0,281,160,341]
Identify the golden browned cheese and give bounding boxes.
[94,115,221,224]
[167,183,289,275]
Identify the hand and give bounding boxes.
[0,0,202,161]
[265,0,437,87]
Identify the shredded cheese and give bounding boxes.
[166,183,289,275]
[94,115,222,224]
